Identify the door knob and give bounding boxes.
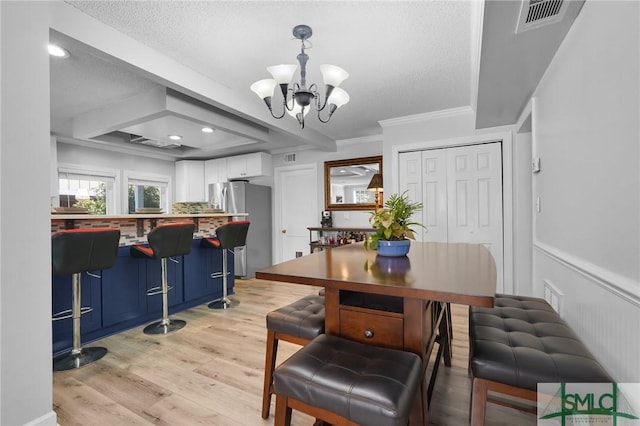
[281,229,287,234]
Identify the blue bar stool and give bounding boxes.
[51,228,120,371]
[130,222,195,334]
[201,220,250,309]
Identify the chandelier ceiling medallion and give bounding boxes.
[250,24,350,129]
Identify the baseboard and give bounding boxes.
[24,410,57,426]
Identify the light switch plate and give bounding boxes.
[532,157,541,173]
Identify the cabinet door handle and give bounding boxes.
[364,329,374,339]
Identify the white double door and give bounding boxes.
[399,143,503,288]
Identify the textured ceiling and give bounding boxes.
[51,1,582,159]
[52,1,473,157]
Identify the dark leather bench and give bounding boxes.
[273,334,423,426]
[469,294,612,425]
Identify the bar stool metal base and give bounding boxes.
[53,347,108,372]
[143,319,186,335]
[208,297,239,310]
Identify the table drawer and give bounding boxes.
[339,309,404,350]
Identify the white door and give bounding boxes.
[398,142,503,288]
[398,151,423,239]
[274,164,318,263]
[420,149,449,242]
[446,144,503,287]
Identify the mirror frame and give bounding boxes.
[324,155,383,211]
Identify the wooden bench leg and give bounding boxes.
[262,330,278,418]
[471,377,488,426]
[274,393,292,426]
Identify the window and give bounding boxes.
[58,167,117,215]
[125,172,170,213]
[353,190,373,204]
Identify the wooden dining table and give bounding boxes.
[256,241,497,425]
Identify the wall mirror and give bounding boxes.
[324,155,382,211]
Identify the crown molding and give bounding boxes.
[379,106,474,128]
[336,134,383,147]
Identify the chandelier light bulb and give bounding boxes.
[327,87,350,109]
[286,98,310,118]
[320,64,349,88]
[250,79,277,100]
[267,64,298,85]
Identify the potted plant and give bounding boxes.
[364,192,425,256]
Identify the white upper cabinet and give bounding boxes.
[227,152,272,179]
[204,158,228,186]
[175,160,205,202]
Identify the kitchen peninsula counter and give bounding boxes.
[51,212,247,355]
[51,212,248,246]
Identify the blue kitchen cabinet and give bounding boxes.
[52,240,231,355]
[183,240,231,302]
[101,248,147,328]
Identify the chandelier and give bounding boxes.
[250,25,350,129]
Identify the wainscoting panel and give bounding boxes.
[533,244,640,383]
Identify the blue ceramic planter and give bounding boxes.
[376,239,411,257]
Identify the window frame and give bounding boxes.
[58,163,119,214]
[123,170,172,214]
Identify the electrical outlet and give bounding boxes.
[543,279,563,316]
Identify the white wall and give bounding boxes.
[0,2,57,425]
[271,139,383,228]
[56,141,176,213]
[514,131,533,296]
[382,110,520,294]
[532,0,639,382]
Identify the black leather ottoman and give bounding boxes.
[261,295,325,418]
[273,334,423,426]
[469,294,612,425]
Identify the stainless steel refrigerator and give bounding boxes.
[208,181,272,278]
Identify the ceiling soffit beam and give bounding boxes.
[50,2,337,152]
[165,90,269,143]
[72,86,271,145]
[72,86,167,139]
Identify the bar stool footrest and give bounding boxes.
[146,285,173,296]
[210,272,230,279]
[52,306,93,321]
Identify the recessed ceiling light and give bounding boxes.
[168,135,182,141]
[48,44,69,58]
[201,127,214,133]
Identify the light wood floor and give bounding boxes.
[53,279,535,425]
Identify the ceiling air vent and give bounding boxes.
[129,134,181,149]
[516,0,567,34]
